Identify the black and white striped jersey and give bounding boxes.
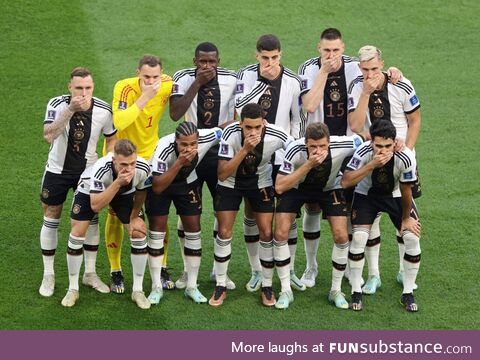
[279,135,364,191]
[218,122,292,190]
[77,153,151,196]
[171,67,237,127]
[345,142,417,197]
[43,95,116,175]
[298,55,361,135]
[150,128,222,184]
[348,74,421,141]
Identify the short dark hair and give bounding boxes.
[256,34,281,52]
[305,123,330,141]
[195,42,219,57]
[175,121,199,138]
[114,139,137,157]
[241,103,264,121]
[70,67,92,79]
[320,28,342,41]
[370,119,396,141]
[138,54,162,69]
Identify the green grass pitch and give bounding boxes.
[0,0,478,329]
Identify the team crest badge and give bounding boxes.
[41,188,49,199]
[373,108,385,118]
[351,209,357,220]
[72,204,81,214]
[330,89,341,102]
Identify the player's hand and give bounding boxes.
[128,217,147,238]
[68,95,91,112]
[362,73,383,95]
[308,149,328,167]
[260,63,279,80]
[116,167,135,186]
[178,148,197,166]
[401,217,421,237]
[196,66,216,86]
[394,139,406,152]
[140,79,161,100]
[371,150,393,168]
[243,134,261,152]
[387,67,403,85]
[320,55,342,74]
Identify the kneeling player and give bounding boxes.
[145,122,222,304]
[275,123,364,309]
[342,120,421,312]
[62,139,151,309]
[209,103,291,307]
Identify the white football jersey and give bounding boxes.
[345,142,417,197]
[348,74,421,141]
[44,95,116,175]
[150,128,222,184]
[77,153,150,195]
[279,135,364,191]
[171,68,237,126]
[298,55,361,136]
[218,122,292,190]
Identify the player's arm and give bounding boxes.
[405,109,421,150]
[399,182,421,237]
[301,72,328,113]
[43,97,88,143]
[90,181,122,213]
[348,92,370,134]
[217,147,249,182]
[104,134,116,153]
[152,148,197,193]
[341,149,392,189]
[129,189,147,237]
[112,80,159,131]
[275,163,311,195]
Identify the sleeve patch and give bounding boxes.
[47,110,56,120]
[93,180,104,191]
[220,143,229,155]
[409,95,419,106]
[301,79,307,91]
[235,83,244,94]
[172,84,179,94]
[156,161,167,174]
[403,170,413,180]
[349,157,361,169]
[118,101,127,110]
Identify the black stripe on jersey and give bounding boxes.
[50,96,70,108]
[348,75,364,94]
[357,144,373,157]
[283,68,303,85]
[136,161,151,176]
[217,68,237,78]
[173,68,196,82]
[330,141,354,149]
[285,144,306,161]
[157,144,175,162]
[93,98,113,113]
[223,125,242,141]
[265,127,289,141]
[395,151,412,168]
[393,81,413,95]
[104,130,117,137]
[343,55,358,63]
[299,110,307,138]
[405,104,421,114]
[94,162,113,180]
[298,57,319,75]
[235,82,269,108]
[237,64,258,79]
[198,132,217,144]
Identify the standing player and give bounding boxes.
[341,120,421,312]
[274,123,364,309]
[209,103,292,307]
[235,34,307,292]
[39,67,116,297]
[106,55,173,294]
[146,122,222,304]
[169,42,237,290]
[298,28,403,289]
[62,139,151,309]
[348,45,421,293]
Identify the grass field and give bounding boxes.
[0,0,479,330]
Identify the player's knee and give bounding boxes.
[350,227,369,254]
[402,231,421,254]
[44,204,63,218]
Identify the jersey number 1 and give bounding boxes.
[146,116,153,128]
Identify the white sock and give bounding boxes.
[184,231,202,289]
[130,237,148,292]
[148,231,165,289]
[259,240,274,287]
[40,216,60,276]
[274,239,291,292]
[402,231,421,294]
[83,216,99,274]
[303,211,321,270]
[365,214,381,278]
[397,229,405,273]
[348,228,369,293]
[177,218,186,272]
[214,236,231,287]
[244,216,261,272]
[67,234,84,291]
[288,221,298,272]
[331,242,348,293]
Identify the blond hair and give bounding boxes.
[358,45,382,62]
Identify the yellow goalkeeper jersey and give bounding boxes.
[110,74,172,159]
